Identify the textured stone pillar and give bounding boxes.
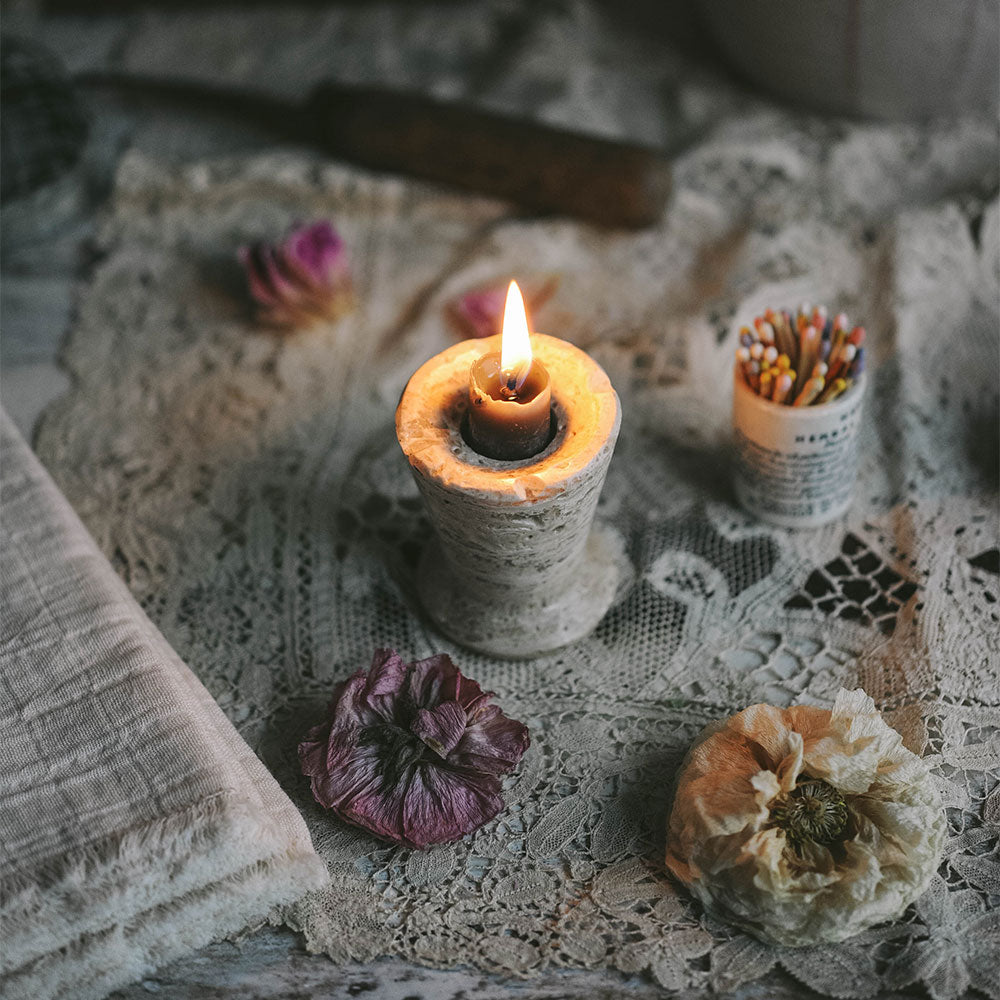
[396,333,624,658]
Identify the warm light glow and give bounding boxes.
[499,280,532,391]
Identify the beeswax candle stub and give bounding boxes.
[466,351,552,460]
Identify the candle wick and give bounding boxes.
[499,368,522,400]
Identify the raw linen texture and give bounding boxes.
[35,93,1000,999]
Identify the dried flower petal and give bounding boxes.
[238,220,353,328]
[299,649,530,849]
[448,285,507,339]
[447,275,560,339]
[665,689,945,947]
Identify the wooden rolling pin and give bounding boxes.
[79,73,672,228]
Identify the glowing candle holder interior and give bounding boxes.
[395,330,625,659]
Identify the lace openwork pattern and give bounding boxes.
[35,96,999,999]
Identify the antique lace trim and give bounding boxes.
[35,104,999,998]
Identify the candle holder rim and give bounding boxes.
[397,333,620,499]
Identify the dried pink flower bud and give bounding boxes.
[446,275,560,339]
[299,649,530,849]
[238,220,353,327]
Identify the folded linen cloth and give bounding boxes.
[0,411,327,1000]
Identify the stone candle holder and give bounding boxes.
[395,333,623,658]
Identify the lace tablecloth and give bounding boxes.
[34,85,999,997]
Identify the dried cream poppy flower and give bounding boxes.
[665,689,945,947]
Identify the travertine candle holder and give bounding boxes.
[396,333,623,658]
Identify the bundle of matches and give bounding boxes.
[735,305,866,406]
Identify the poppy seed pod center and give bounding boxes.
[769,778,849,852]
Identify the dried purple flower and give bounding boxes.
[299,649,530,849]
[238,220,353,327]
[446,275,560,339]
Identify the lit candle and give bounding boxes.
[396,301,623,657]
[466,281,552,460]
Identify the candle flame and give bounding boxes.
[499,280,532,393]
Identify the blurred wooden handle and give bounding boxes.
[308,84,671,229]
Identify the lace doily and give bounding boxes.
[35,97,999,998]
